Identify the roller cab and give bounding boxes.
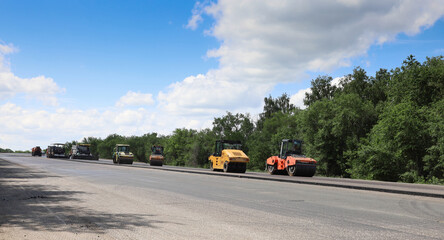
[266,139,316,177]
[209,140,249,173]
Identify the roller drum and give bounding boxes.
[293,163,316,177]
[150,159,163,166]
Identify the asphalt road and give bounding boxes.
[1,153,444,239]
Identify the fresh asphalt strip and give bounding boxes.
[20,156,444,199]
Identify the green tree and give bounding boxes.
[164,128,197,166]
[304,75,337,107]
[388,55,443,106]
[368,68,390,107]
[339,67,371,100]
[257,93,295,129]
[213,112,254,144]
[300,99,339,175]
[423,99,444,183]
[354,102,429,181]
[97,134,126,159]
[189,129,217,167]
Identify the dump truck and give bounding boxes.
[31,146,42,156]
[46,143,68,158]
[149,145,164,166]
[209,140,249,173]
[112,144,134,164]
[266,139,316,177]
[70,144,99,160]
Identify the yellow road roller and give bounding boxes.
[112,144,134,164]
[209,140,249,173]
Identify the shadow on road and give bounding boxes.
[0,158,177,234]
[0,159,60,179]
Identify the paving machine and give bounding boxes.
[46,143,68,158]
[70,143,99,160]
[266,139,316,177]
[149,145,164,166]
[209,140,249,173]
[112,144,134,164]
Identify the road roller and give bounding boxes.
[112,144,134,164]
[32,146,42,156]
[149,145,164,166]
[266,139,316,177]
[208,140,249,173]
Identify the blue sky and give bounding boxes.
[1,0,444,150]
[2,0,219,109]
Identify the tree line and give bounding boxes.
[0,148,14,153]
[62,55,442,184]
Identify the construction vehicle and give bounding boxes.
[70,144,99,160]
[266,139,316,177]
[209,140,249,173]
[112,144,134,164]
[149,145,164,166]
[46,143,68,158]
[31,146,42,156]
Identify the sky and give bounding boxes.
[1,0,444,151]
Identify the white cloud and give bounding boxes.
[0,102,160,150]
[289,77,344,109]
[3,1,444,150]
[116,91,155,107]
[0,43,16,55]
[185,1,210,30]
[204,0,444,75]
[0,101,221,150]
[158,71,272,116]
[331,77,343,87]
[290,88,311,110]
[164,0,444,118]
[186,14,203,30]
[0,43,64,106]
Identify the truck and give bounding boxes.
[149,145,164,166]
[46,143,68,158]
[31,146,42,156]
[266,139,316,177]
[208,140,249,173]
[70,143,99,160]
[112,144,134,164]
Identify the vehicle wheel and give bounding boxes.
[287,165,297,176]
[267,164,276,175]
[223,161,229,172]
[113,156,117,164]
[209,162,214,171]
